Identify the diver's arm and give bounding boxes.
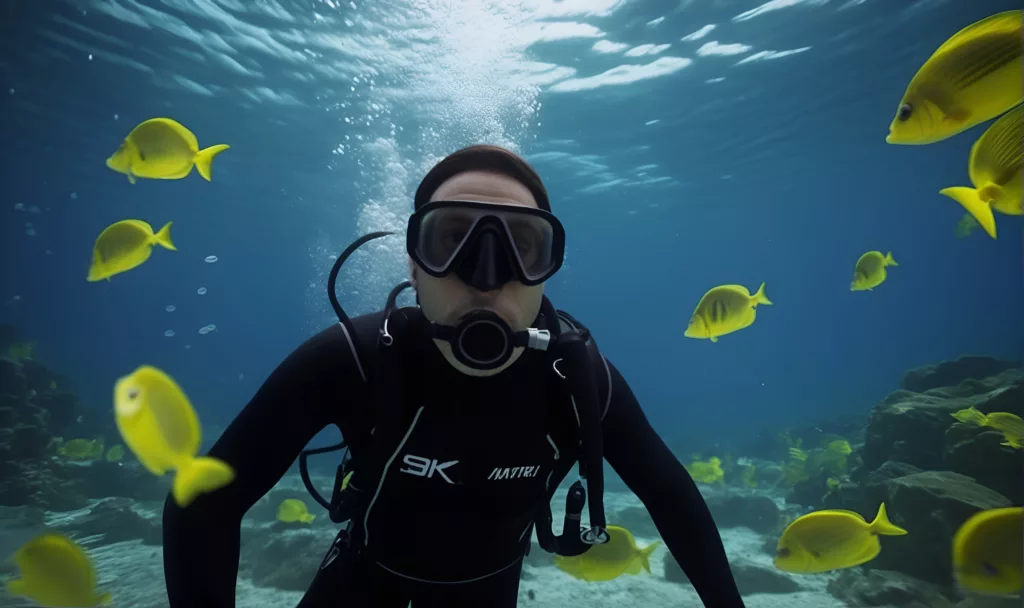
[601,359,746,608]
[162,324,358,607]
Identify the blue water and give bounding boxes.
[2,0,1022,462]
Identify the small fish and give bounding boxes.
[953,506,1023,597]
[850,251,897,291]
[5,533,112,607]
[684,283,772,343]
[106,117,230,184]
[113,365,235,507]
[87,220,176,282]
[886,11,1023,145]
[939,104,1023,239]
[826,440,852,456]
[773,503,908,574]
[788,447,808,462]
[954,214,980,239]
[826,477,841,490]
[341,470,354,491]
[105,445,124,462]
[982,412,1024,449]
[277,499,316,524]
[686,456,724,485]
[6,341,36,362]
[554,526,660,582]
[952,406,989,426]
[57,438,103,461]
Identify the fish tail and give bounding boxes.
[940,186,997,239]
[640,541,662,573]
[870,502,908,536]
[884,251,898,267]
[194,144,230,181]
[153,222,177,251]
[302,513,316,524]
[752,282,773,306]
[171,455,236,507]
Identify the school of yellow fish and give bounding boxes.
[5,9,1022,606]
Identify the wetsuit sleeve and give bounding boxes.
[601,358,746,608]
[162,325,360,607]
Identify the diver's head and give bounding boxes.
[407,145,562,333]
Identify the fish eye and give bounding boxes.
[776,547,790,558]
[897,103,913,122]
[128,388,140,400]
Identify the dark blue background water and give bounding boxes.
[1,0,1021,464]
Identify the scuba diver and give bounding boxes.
[162,144,746,607]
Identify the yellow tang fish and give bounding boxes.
[773,503,908,574]
[113,365,235,507]
[106,117,230,184]
[850,251,897,291]
[886,10,1023,145]
[554,525,661,582]
[57,438,103,461]
[87,220,176,282]
[939,103,1023,239]
[951,406,989,426]
[684,282,772,343]
[6,533,112,607]
[983,412,1024,437]
[953,506,1023,597]
[277,498,316,524]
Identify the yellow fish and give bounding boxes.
[741,464,757,488]
[953,507,1023,597]
[684,282,772,343]
[826,477,841,490]
[826,440,852,456]
[554,526,660,582]
[105,445,124,462]
[113,365,235,507]
[87,220,176,282]
[952,406,989,426]
[983,412,1024,436]
[687,456,724,485]
[886,11,1023,145]
[850,251,897,291]
[773,503,908,574]
[277,498,316,524]
[939,104,1023,239]
[106,117,230,184]
[57,438,103,461]
[6,533,112,607]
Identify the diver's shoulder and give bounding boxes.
[298,312,385,370]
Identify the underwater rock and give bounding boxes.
[827,568,957,608]
[58,497,162,546]
[612,505,658,539]
[9,424,49,460]
[861,391,969,472]
[0,357,26,397]
[20,360,55,394]
[0,505,48,571]
[0,460,89,511]
[874,471,1011,586]
[902,356,1020,393]
[704,493,781,534]
[243,528,334,592]
[786,473,830,508]
[79,460,170,502]
[945,425,1024,504]
[665,558,801,595]
[32,392,77,432]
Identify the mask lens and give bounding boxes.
[417,207,477,271]
[504,214,555,279]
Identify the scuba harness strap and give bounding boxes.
[299,231,609,556]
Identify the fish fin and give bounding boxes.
[752,281,772,306]
[640,541,661,574]
[194,144,230,181]
[5,578,26,596]
[709,335,718,343]
[127,174,137,185]
[939,187,997,239]
[153,222,177,251]
[934,11,1024,57]
[302,514,316,524]
[870,502,908,536]
[171,456,236,507]
[884,251,898,267]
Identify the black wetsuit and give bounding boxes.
[163,312,746,607]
